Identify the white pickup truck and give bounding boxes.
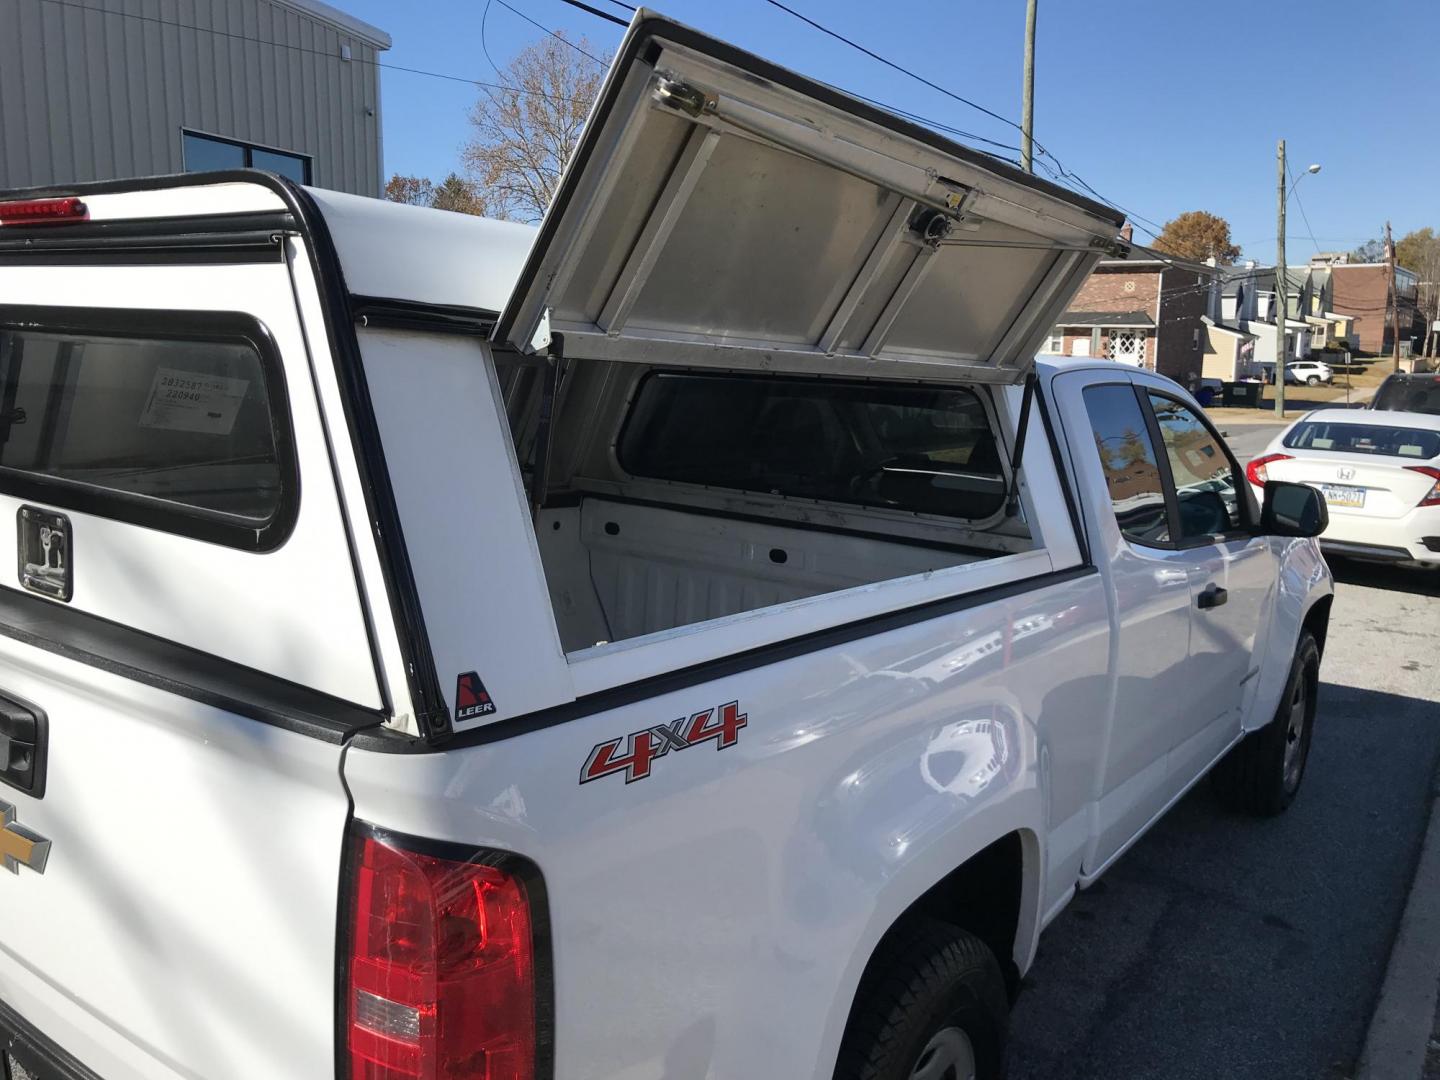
[0,14,1334,1080]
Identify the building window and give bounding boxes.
[1044,330,1064,353]
[182,131,311,184]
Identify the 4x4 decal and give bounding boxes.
[581,701,747,785]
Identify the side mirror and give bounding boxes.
[1260,480,1329,538]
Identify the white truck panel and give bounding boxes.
[343,567,1111,1080]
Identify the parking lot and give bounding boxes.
[1008,421,1440,1080]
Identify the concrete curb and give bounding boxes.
[1356,779,1440,1080]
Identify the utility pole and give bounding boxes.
[1274,139,1287,417]
[1021,0,1036,174]
[1385,220,1400,371]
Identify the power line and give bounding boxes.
[754,1,1174,237]
[35,0,591,103]
[492,0,610,64]
[760,0,1034,149]
[552,0,629,26]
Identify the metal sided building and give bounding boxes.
[0,0,390,197]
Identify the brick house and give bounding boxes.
[1045,233,1218,388]
[1325,261,1424,355]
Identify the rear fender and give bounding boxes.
[812,793,1045,1080]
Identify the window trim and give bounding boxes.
[181,128,313,184]
[0,305,300,553]
[1140,387,1255,549]
[612,368,1014,527]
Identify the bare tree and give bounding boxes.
[384,174,436,207]
[463,33,605,223]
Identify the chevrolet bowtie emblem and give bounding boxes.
[0,799,49,875]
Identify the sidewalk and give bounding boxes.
[1357,774,1440,1080]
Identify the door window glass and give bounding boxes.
[1147,394,1241,540]
[1081,385,1169,545]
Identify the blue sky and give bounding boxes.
[342,0,1439,258]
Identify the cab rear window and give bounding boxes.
[1283,420,1440,459]
[617,372,1008,520]
[0,307,295,550]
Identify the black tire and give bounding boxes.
[1306,375,1322,386]
[834,919,1009,1080]
[1211,630,1320,816]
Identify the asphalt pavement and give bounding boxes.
[1007,559,1440,1080]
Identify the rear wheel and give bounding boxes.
[1211,630,1320,816]
[835,920,1008,1080]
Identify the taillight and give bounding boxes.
[0,196,88,226]
[345,827,542,1080]
[1406,466,1440,507]
[1246,453,1293,487]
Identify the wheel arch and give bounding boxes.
[821,825,1042,1079]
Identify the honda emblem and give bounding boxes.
[1336,467,1356,481]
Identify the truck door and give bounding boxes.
[1136,387,1275,778]
[1064,377,1195,873]
[0,221,378,1080]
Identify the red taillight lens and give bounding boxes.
[1405,466,1440,507]
[346,829,538,1080]
[0,196,88,226]
[1246,453,1293,487]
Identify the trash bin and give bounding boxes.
[1221,381,1262,408]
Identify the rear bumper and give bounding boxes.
[0,999,102,1080]
[1320,511,1440,564]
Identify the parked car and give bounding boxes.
[1257,359,1333,386]
[0,16,1334,1080]
[1372,371,1440,416]
[1248,408,1440,566]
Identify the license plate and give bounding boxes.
[1319,484,1365,508]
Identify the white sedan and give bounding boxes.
[1248,407,1440,566]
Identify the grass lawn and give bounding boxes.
[1206,355,1400,423]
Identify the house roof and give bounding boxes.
[1201,316,1258,340]
[274,0,391,48]
[1099,243,1218,276]
[1059,310,1155,328]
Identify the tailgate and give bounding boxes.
[0,630,352,1080]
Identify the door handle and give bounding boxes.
[1197,584,1229,610]
[0,692,46,799]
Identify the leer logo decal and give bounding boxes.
[581,701,747,785]
[455,671,496,721]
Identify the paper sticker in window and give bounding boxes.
[140,367,250,436]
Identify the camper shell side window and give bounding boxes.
[0,307,297,551]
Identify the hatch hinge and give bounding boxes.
[1099,232,1132,259]
[1005,370,1038,518]
[654,76,716,118]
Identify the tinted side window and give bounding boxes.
[619,373,1007,520]
[1082,384,1169,545]
[0,311,294,549]
[1147,394,1241,540]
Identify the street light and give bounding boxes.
[1275,146,1322,417]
